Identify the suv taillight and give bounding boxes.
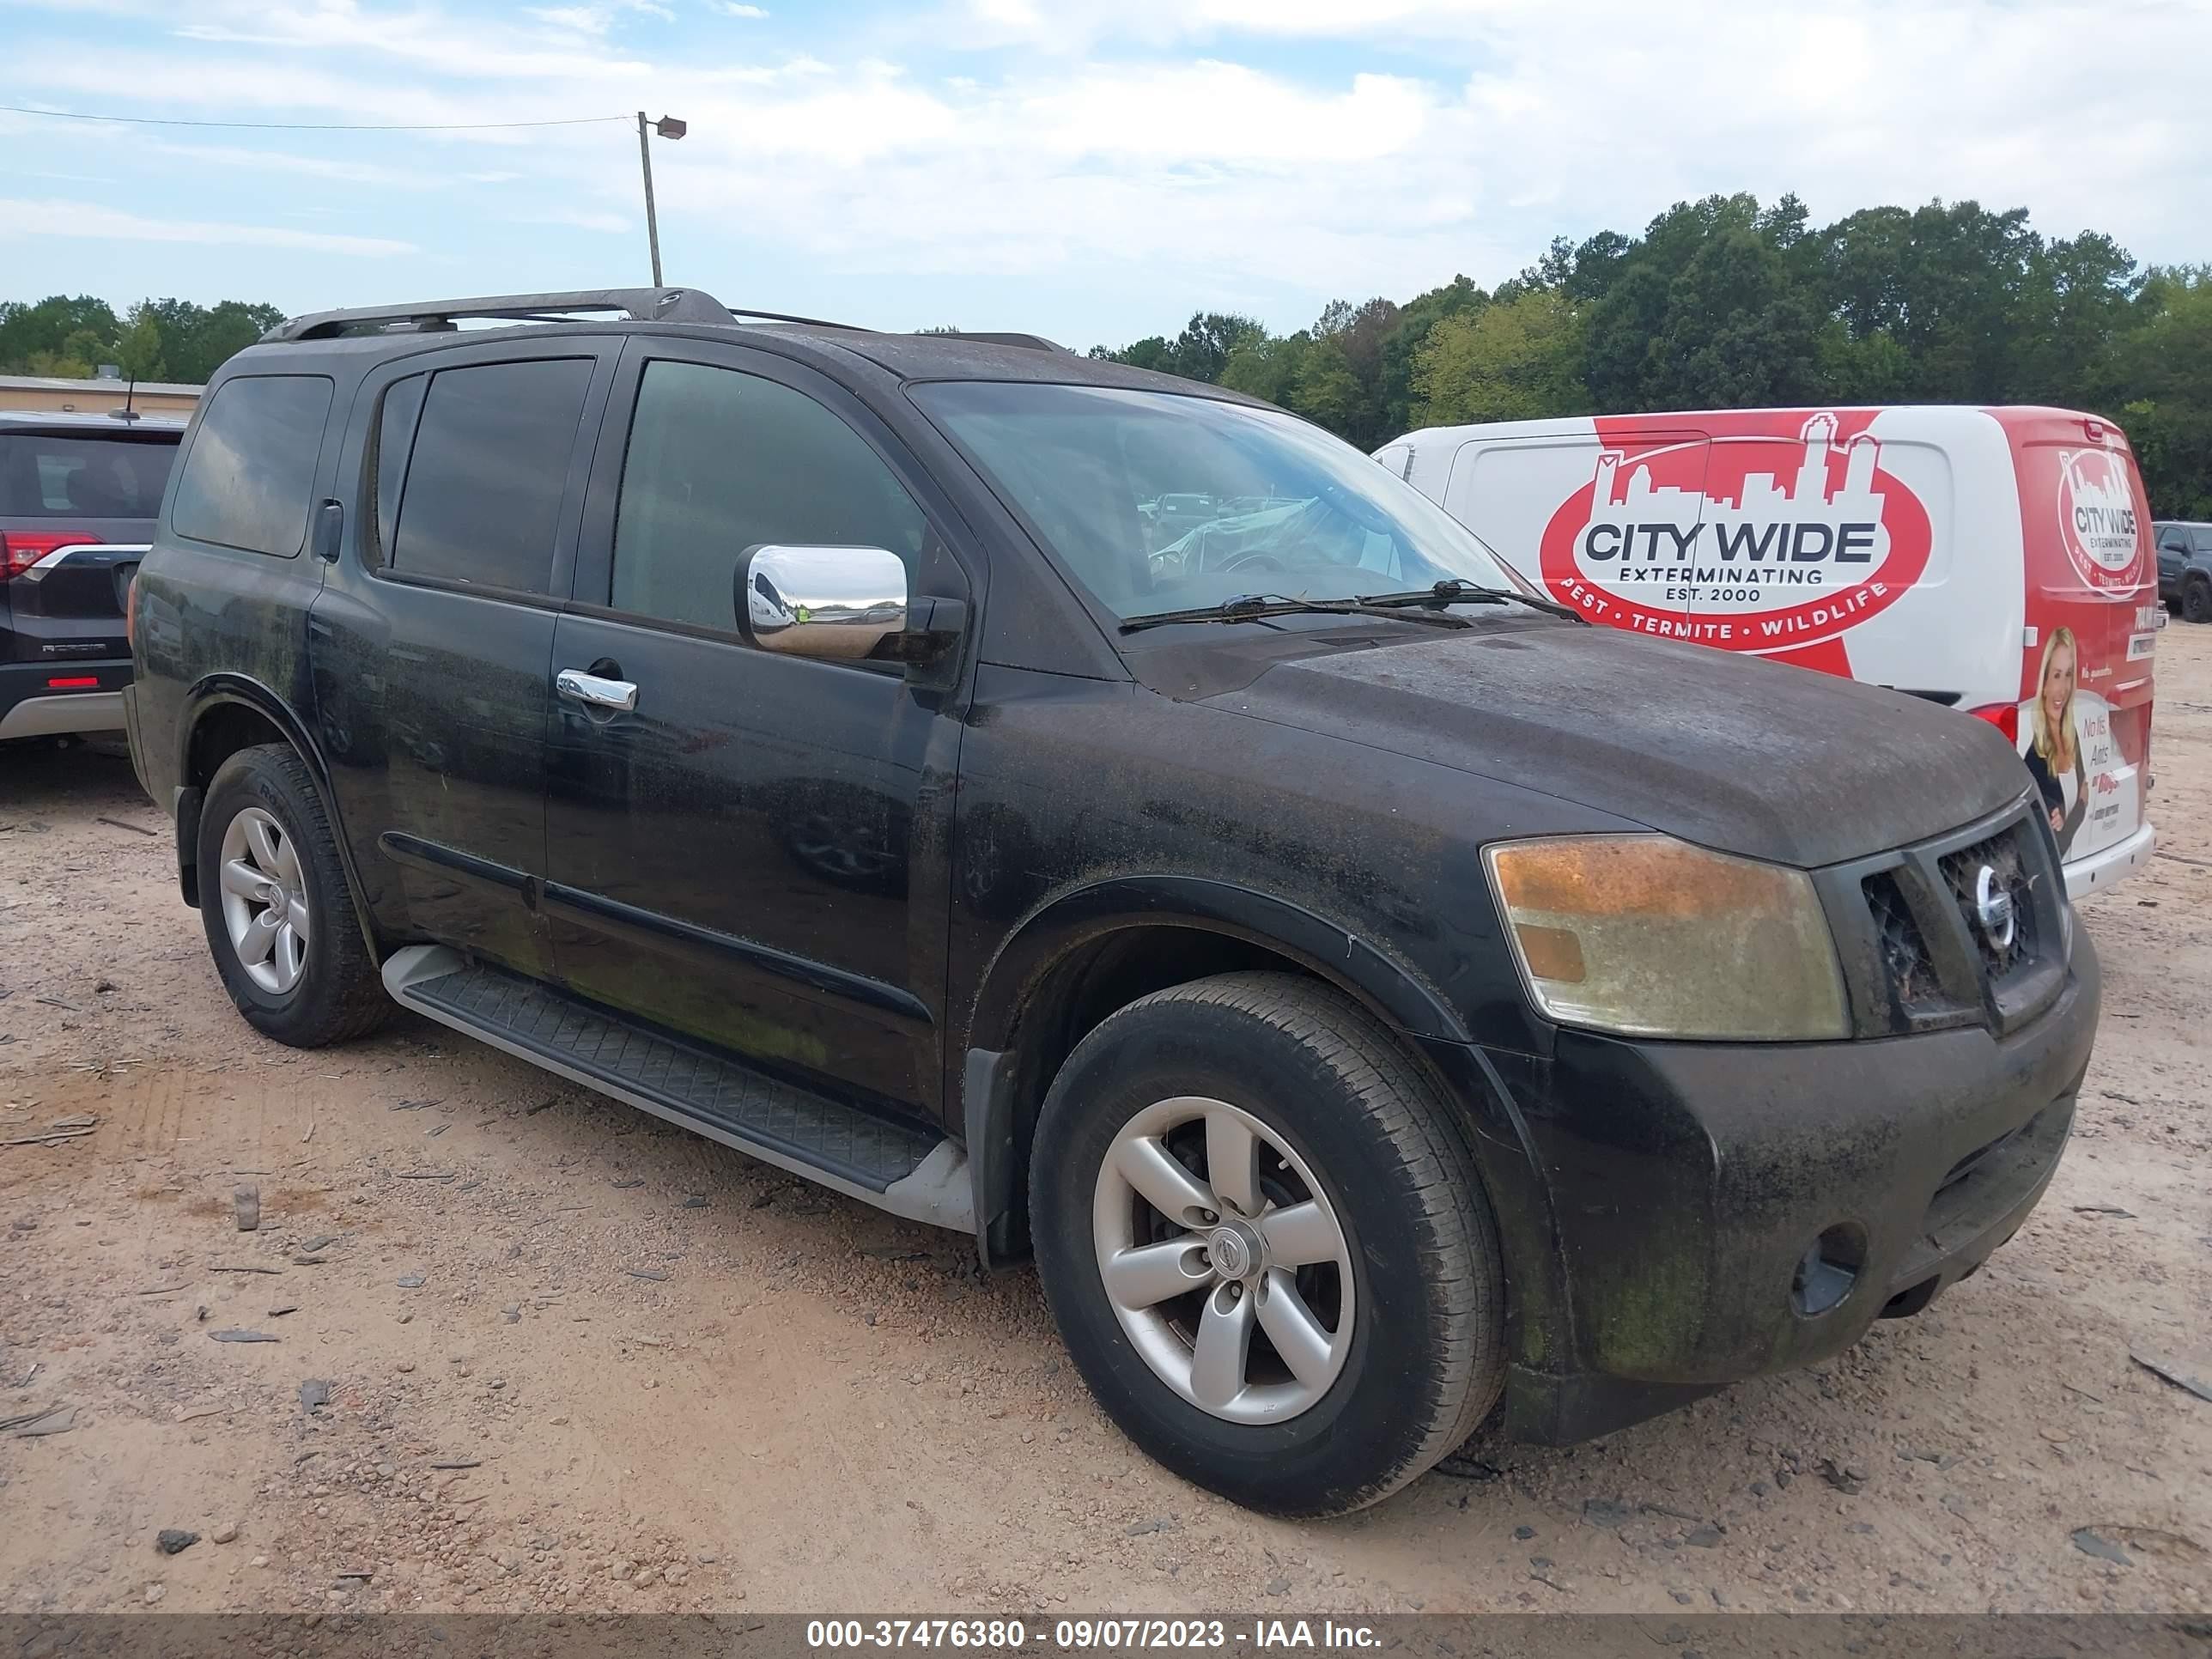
[0,530,94,580]
[1968,702,2020,744]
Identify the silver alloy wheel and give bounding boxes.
[216,805,309,996]
[1092,1095,1355,1425]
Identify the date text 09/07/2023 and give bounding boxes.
[805,1620,1383,1650]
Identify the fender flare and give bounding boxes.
[966,873,1474,1055]
[177,672,381,956]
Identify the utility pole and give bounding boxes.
[636,111,664,286]
[635,113,688,286]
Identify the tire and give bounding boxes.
[1030,971,1504,1517]
[197,744,388,1048]
[2185,578,2212,625]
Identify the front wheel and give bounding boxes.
[197,744,389,1048]
[2185,579,2212,625]
[1030,973,1504,1516]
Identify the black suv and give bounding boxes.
[2,410,185,741]
[127,289,2099,1517]
[2155,519,2212,623]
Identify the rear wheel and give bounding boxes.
[197,744,388,1048]
[2185,577,2212,625]
[1030,972,1504,1516]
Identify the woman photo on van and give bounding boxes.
[2021,625,2086,854]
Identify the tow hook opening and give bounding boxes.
[1791,1224,1867,1318]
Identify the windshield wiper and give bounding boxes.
[1352,579,1589,623]
[1119,593,1477,634]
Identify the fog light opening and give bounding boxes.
[1791,1224,1866,1318]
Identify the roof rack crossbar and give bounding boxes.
[262,288,875,343]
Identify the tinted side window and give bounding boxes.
[389,359,593,595]
[2194,527,2212,554]
[610,360,926,633]
[171,375,334,556]
[369,374,428,565]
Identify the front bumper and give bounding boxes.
[0,659,131,740]
[1462,931,2100,1444]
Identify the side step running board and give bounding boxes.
[382,945,972,1232]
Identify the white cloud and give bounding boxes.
[3,0,2208,338]
[516,207,633,233]
[3,198,417,255]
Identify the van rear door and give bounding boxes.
[1997,410,2158,890]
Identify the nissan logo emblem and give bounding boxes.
[1973,865,2016,951]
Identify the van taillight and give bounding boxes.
[0,530,94,580]
[125,572,137,651]
[1969,702,2020,744]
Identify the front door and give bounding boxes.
[543,342,971,1119]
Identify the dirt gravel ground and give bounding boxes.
[2,635,2208,1620]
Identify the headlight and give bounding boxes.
[1484,835,1850,1041]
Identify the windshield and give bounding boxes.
[914,382,1520,620]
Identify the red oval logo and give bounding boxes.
[2055,447,2142,592]
[1539,412,1933,653]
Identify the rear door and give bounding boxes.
[1996,411,2156,873]
[0,424,178,664]
[307,338,617,979]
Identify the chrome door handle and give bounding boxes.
[556,668,638,712]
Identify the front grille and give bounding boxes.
[1938,828,2039,983]
[1844,805,2062,1034]
[1862,871,1941,1011]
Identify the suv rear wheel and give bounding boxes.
[1030,972,1504,1516]
[198,744,388,1048]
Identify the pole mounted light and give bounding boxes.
[636,112,686,286]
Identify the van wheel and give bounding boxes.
[2185,578,2212,625]
[1030,972,1504,1517]
[197,744,388,1048]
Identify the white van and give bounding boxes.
[1378,406,2160,896]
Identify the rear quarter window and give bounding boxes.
[0,432,177,519]
[170,374,335,557]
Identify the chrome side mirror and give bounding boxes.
[735,544,908,661]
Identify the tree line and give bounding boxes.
[1090,194,2212,520]
[0,295,286,387]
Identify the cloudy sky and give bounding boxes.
[5,0,2209,349]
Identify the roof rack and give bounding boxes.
[261,287,872,343]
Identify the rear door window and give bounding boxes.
[387,358,593,596]
[0,432,176,520]
[2195,527,2212,554]
[170,375,333,556]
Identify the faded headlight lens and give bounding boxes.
[1484,835,1850,1042]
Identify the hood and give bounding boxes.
[1190,621,2029,868]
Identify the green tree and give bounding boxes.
[1218,331,1310,405]
[2103,266,2212,519]
[1091,335,1174,373]
[1412,289,1589,425]
[1286,334,1364,431]
[1168,312,1268,383]
[1375,275,1486,438]
[116,308,170,382]
[0,295,122,375]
